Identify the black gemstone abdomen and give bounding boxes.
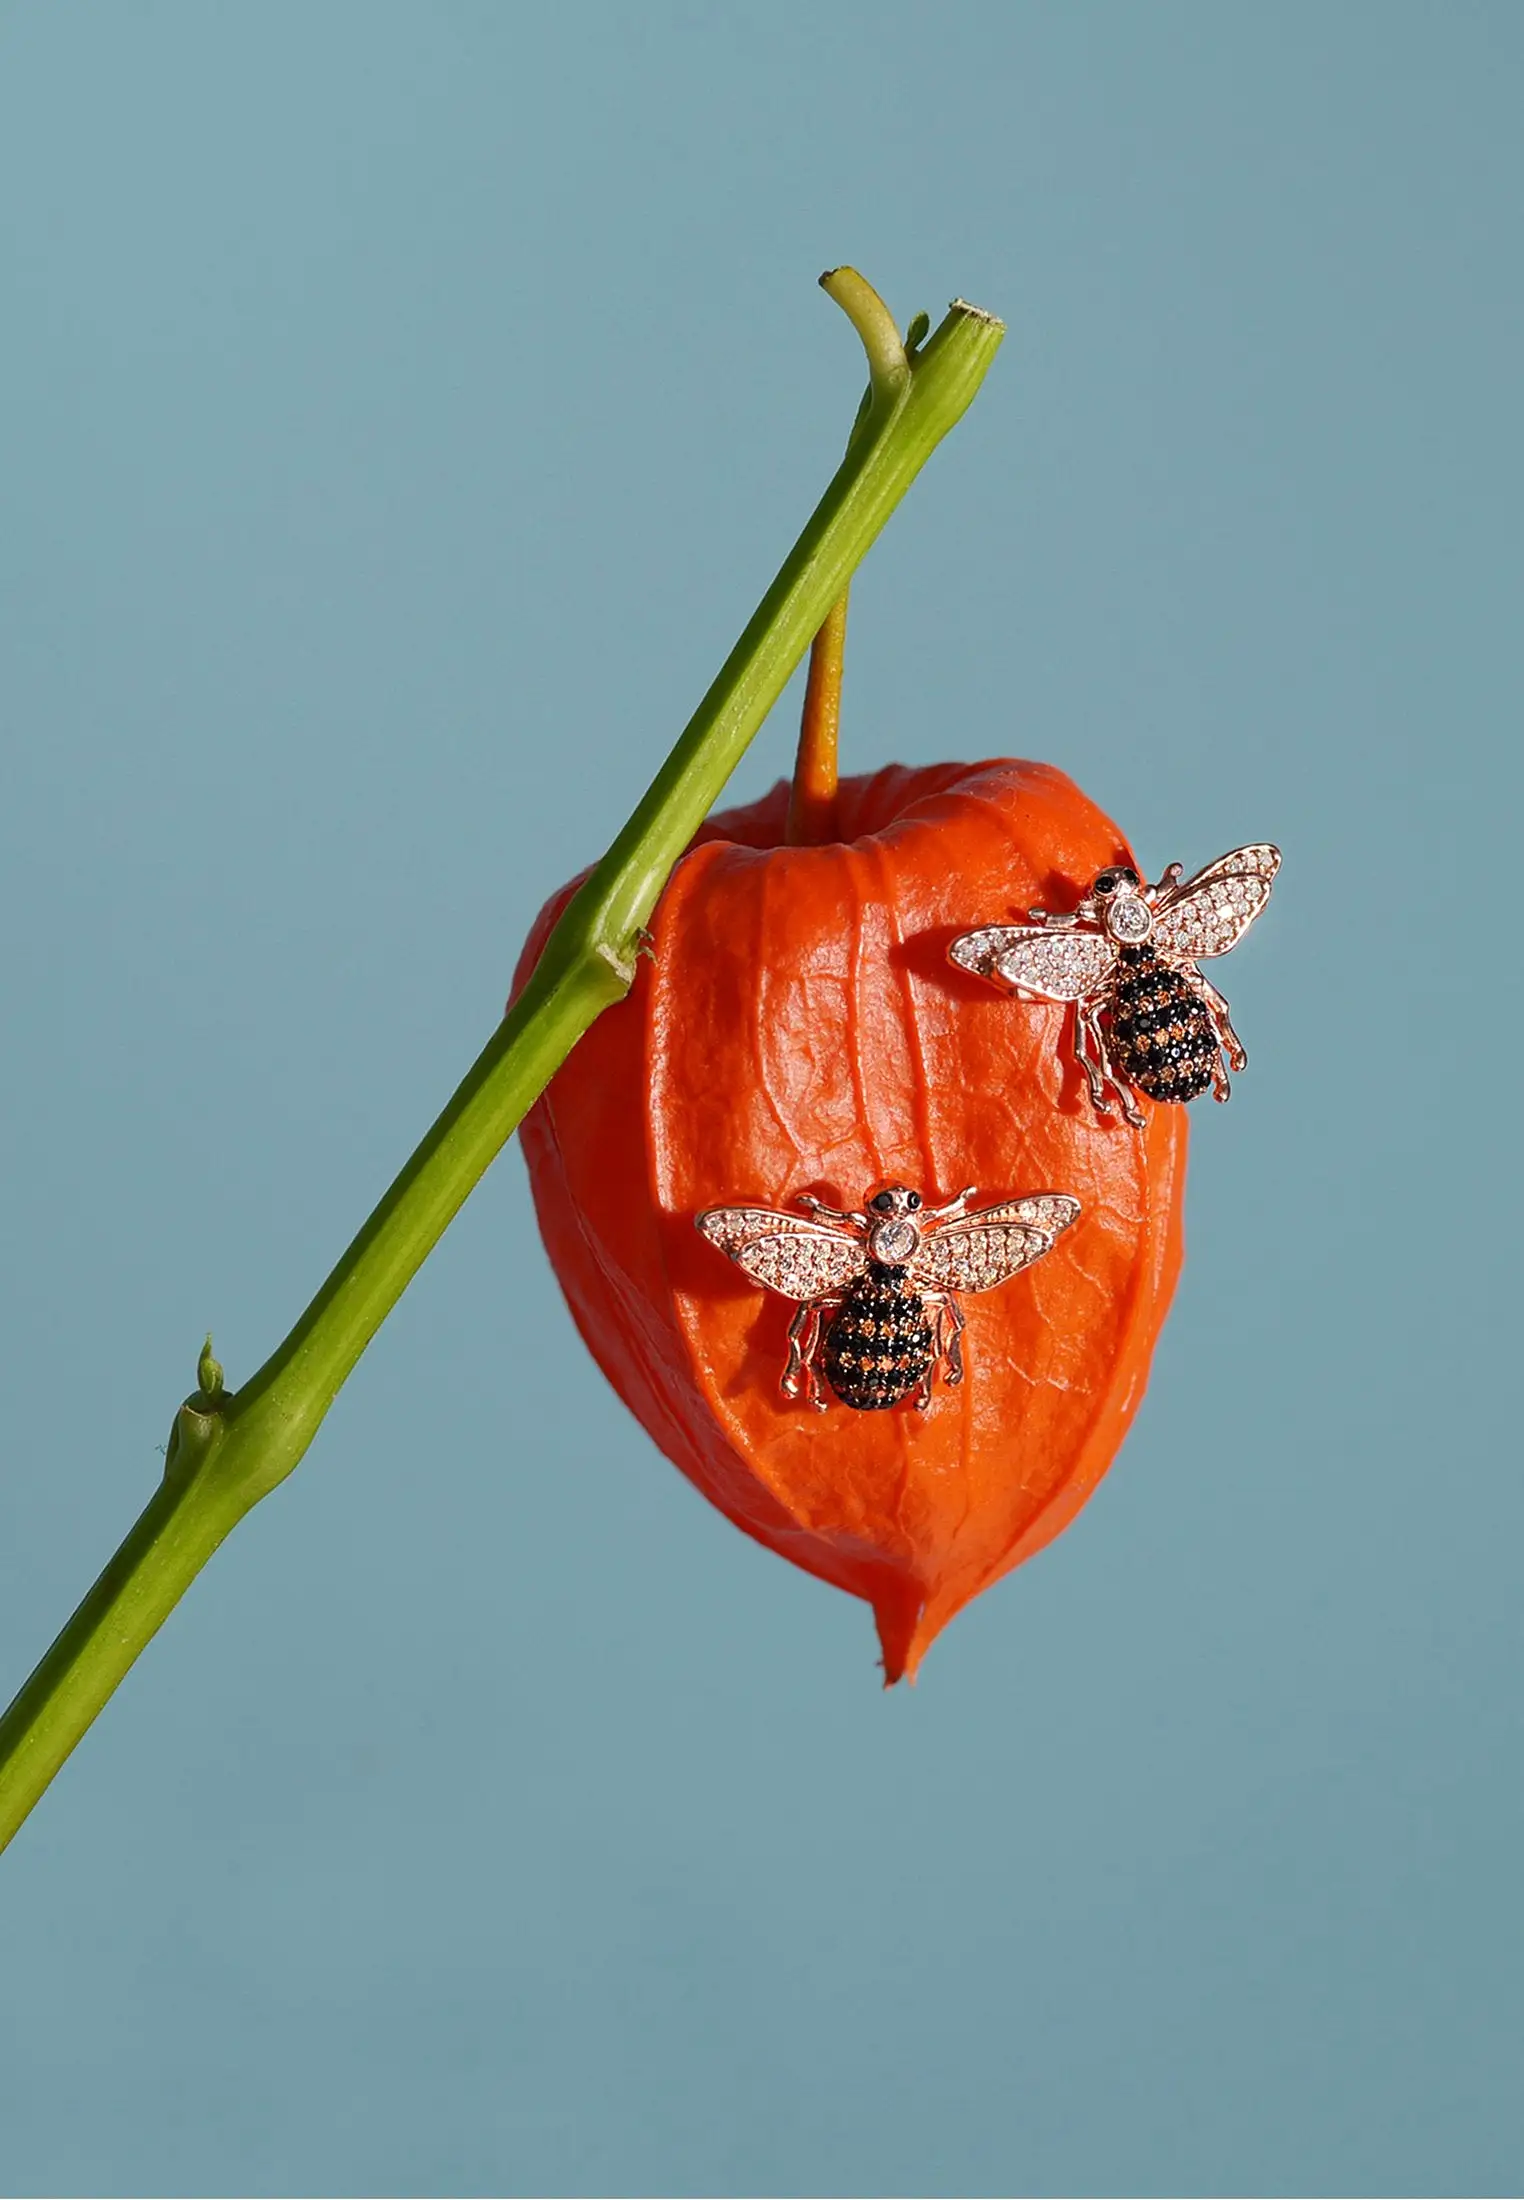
[822,1265,934,1410]
[1109,945,1217,1103]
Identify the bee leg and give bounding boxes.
[1079,1003,1144,1127]
[922,1186,977,1224]
[937,1295,966,1388]
[797,1194,869,1230]
[805,1302,839,1412]
[783,1302,826,1408]
[1118,1086,1148,1130]
[1072,1004,1114,1117]
[1192,971,1247,1076]
[1089,1008,1146,1127]
[1202,1020,1233,1101]
[781,1303,809,1395]
[914,1300,943,1407]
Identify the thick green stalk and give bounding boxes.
[0,274,1003,1851]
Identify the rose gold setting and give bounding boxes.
[949,844,1281,1127]
[695,1183,1080,1411]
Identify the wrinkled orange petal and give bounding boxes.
[514,760,1187,1680]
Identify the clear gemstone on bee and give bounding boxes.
[1107,894,1154,943]
[869,1216,919,1263]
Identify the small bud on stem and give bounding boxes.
[196,1335,225,1403]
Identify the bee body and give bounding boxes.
[821,1264,935,1411]
[1109,946,1217,1104]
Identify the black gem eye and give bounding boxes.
[907,1191,922,1211]
[1095,871,1118,894]
[870,1191,895,1214]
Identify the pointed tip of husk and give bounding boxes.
[874,1586,932,1687]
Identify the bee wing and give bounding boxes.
[1152,844,1281,963]
[949,924,1117,1003]
[695,1206,864,1301]
[910,1195,1080,1295]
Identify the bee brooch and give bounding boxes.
[949,844,1281,1127]
[695,1183,1080,1413]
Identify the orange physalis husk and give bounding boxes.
[513,760,1187,1682]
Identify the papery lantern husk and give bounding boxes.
[514,760,1187,1681]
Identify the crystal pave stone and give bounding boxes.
[1110,946,1215,1101]
[1156,874,1262,958]
[822,1268,935,1411]
[951,923,1116,1001]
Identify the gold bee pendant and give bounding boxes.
[696,1183,1080,1412]
[949,845,1280,1127]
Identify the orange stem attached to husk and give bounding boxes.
[786,591,849,844]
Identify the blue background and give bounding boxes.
[2,5,1521,2194]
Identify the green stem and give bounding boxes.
[0,273,1002,1852]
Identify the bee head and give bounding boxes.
[866,1184,923,1264]
[1091,864,1141,900]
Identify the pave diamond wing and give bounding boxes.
[949,925,1118,1003]
[1152,844,1281,964]
[695,1207,865,1301]
[909,1194,1080,1295]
